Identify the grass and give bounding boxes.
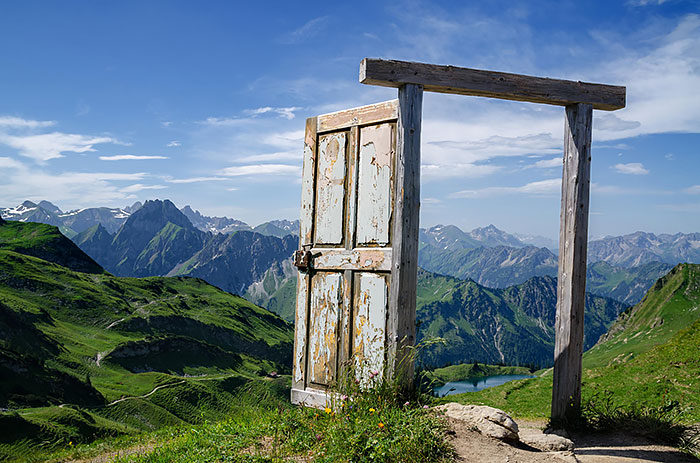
[107,359,454,463]
[0,223,295,460]
[12,375,454,463]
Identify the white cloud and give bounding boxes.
[419,101,562,180]
[279,16,329,44]
[628,0,669,6]
[99,155,169,161]
[167,177,228,184]
[0,169,149,208]
[450,178,560,198]
[595,113,641,132]
[161,121,173,128]
[198,117,251,127]
[532,157,562,169]
[595,143,632,150]
[259,130,304,150]
[121,183,168,193]
[421,162,501,179]
[594,14,700,138]
[76,102,90,116]
[612,162,649,175]
[219,164,300,177]
[0,156,24,169]
[0,116,56,129]
[236,151,300,163]
[243,106,301,120]
[685,185,700,194]
[0,132,118,162]
[166,141,181,147]
[593,184,672,195]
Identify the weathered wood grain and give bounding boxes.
[360,59,625,111]
[353,272,388,384]
[291,387,335,409]
[292,271,310,391]
[387,84,423,387]
[312,248,392,272]
[357,123,395,246]
[315,132,347,245]
[293,117,317,393]
[308,272,342,386]
[551,103,593,422]
[339,269,353,368]
[345,126,359,251]
[299,117,317,246]
[317,100,398,133]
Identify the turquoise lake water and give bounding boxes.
[433,374,534,397]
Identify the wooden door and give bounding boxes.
[292,100,399,406]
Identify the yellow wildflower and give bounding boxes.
[369,408,375,413]
[324,407,332,414]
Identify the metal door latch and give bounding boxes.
[294,246,313,271]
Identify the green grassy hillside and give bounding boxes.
[0,220,104,274]
[0,220,294,460]
[416,271,626,369]
[585,263,700,368]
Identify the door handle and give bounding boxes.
[294,248,313,271]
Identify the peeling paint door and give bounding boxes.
[292,100,398,407]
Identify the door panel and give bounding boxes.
[357,123,394,247]
[353,272,388,382]
[308,272,343,386]
[315,132,347,245]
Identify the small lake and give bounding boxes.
[434,374,534,397]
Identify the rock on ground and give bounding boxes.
[520,428,574,452]
[436,403,520,442]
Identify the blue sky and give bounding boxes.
[1,0,699,239]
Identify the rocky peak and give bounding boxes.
[38,200,62,214]
[111,199,198,256]
[124,201,143,214]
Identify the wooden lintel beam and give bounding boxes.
[360,58,626,111]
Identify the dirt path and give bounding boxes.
[449,418,698,463]
[106,380,185,406]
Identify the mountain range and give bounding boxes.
[4,199,699,309]
[587,231,700,267]
[0,200,298,238]
[415,270,627,369]
[69,200,297,300]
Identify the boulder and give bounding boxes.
[520,428,575,451]
[437,403,519,442]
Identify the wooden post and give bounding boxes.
[551,103,593,422]
[387,83,423,388]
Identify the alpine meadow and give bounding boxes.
[2,1,700,462]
